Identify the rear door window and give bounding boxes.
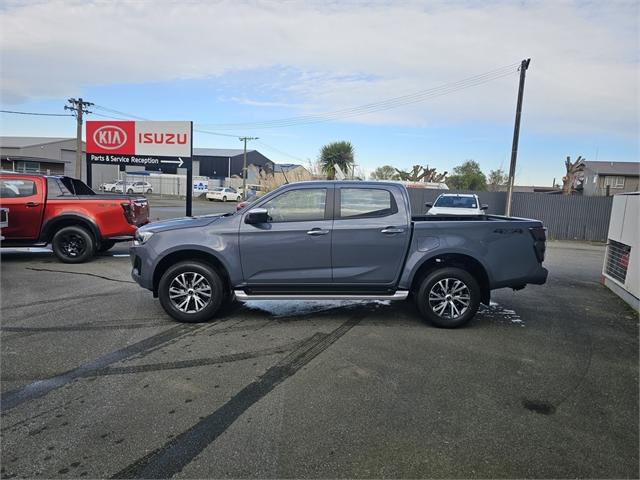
[0,179,37,198]
[339,188,397,219]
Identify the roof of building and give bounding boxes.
[193,148,255,157]
[1,155,65,164]
[583,161,640,176]
[273,163,304,172]
[0,136,77,148]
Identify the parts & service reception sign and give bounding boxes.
[86,121,192,168]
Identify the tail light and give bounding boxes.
[121,202,136,224]
[529,226,547,262]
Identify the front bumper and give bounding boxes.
[129,244,155,291]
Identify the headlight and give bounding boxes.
[134,230,154,245]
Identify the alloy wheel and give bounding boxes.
[168,272,213,313]
[60,233,86,258]
[428,278,470,319]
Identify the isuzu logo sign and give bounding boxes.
[94,125,128,150]
[138,133,188,146]
[86,121,192,158]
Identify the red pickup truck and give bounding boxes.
[0,173,149,263]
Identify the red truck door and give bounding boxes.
[0,176,45,240]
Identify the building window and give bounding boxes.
[603,176,625,189]
[16,161,41,173]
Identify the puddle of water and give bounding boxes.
[480,301,524,326]
[243,299,390,318]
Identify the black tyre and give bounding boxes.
[158,261,224,323]
[222,196,227,202]
[110,187,116,192]
[127,188,134,194]
[208,198,214,202]
[415,267,480,328]
[97,240,116,253]
[52,225,95,263]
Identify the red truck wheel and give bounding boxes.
[52,226,95,263]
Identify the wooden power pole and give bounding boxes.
[505,59,530,217]
[239,136,258,199]
[65,98,93,180]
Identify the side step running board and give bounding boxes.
[234,290,409,301]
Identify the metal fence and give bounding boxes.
[98,174,214,198]
[406,188,613,242]
[511,192,613,242]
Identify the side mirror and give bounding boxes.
[425,203,433,208]
[245,208,269,224]
[480,204,489,211]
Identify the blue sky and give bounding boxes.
[1,1,638,185]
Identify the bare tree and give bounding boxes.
[394,165,447,183]
[487,168,508,191]
[562,156,585,195]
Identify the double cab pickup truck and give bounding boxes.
[0,172,149,263]
[130,181,547,328]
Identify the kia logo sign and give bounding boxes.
[93,125,127,150]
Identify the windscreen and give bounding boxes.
[434,196,477,208]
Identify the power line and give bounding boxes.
[193,127,243,138]
[197,63,519,129]
[0,109,74,117]
[92,104,149,121]
[255,140,306,163]
[93,103,243,138]
[89,111,131,121]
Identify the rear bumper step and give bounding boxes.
[234,290,409,301]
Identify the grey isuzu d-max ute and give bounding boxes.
[130,181,547,328]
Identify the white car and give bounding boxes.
[426,193,487,216]
[206,187,241,202]
[100,180,153,194]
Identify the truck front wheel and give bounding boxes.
[415,267,480,328]
[158,261,224,323]
[52,225,95,263]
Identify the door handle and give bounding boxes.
[25,202,40,208]
[307,228,330,236]
[381,227,404,234]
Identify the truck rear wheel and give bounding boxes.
[52,225,95,263]
[158,261,224,323]
[415,267,480,328]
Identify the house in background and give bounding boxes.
[581,161,640,196]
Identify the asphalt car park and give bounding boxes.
[1,234,638,478]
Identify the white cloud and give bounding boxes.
[0,0,638,136]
